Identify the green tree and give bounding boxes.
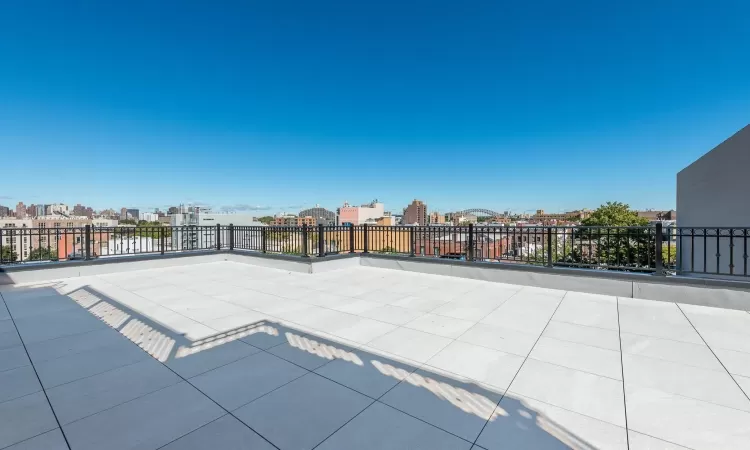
[28,247,58,262]
[581,202,648,227]
[258,216,274,225]
[574,202,654,270]
[1,246,17,263]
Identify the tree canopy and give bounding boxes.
[582,202,648,227]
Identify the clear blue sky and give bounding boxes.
[1,1,749,215]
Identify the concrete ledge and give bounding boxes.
[3,249,750,311]
[0,252,228,285]
[361,254,750,311]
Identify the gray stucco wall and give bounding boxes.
[676,124,750,275]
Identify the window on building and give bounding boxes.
[40,236,46,243]
[54,223,61,228]
[39,223,46,229]
[67,223,74,228]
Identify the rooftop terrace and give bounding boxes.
[1,256,749,450]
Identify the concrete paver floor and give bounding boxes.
[1,261,750,450]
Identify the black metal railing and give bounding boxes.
[1,223,748,279]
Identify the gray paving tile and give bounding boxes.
[426,341,525,391]
[508,359,625,427]
[25,328,126,363]
[47,358,181,424]
[235,373,372,450]
[622,353,750,412]
[0,365,42,403]
[161,414,275,450]
[528,337,622,380]
[627,430,690,449]
[315,402,471,450]
[0,318,16,334]
[165,340,260,378]
[63,382,224,450]
[0,392,59,449]
[626,384,750,449]
[4,428,69,450]
[0,328,22,351]
[35,340,149,389]
[13,308,107,344]
[542,321,621,352]
[189,351,307,411]
[0,345,30,372]
[238,324,289,349]
[0,303,9,321]
[268,341,336,371]
[4,295,80,319]
[315,348,418,398]
[367,327,452,363]
[477,394,627,450]
[381,368,502,442]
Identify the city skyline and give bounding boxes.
[3,2,749,211]
[0,197,675,218]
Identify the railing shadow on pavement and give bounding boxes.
[1,282,604,449]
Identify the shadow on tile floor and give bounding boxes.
[2,283,602,450]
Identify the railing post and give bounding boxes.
[302,224,309,257]
[215,224,221,250]
[547,227,553,267]
[160,227,165,255]
[318,224,325,257]
[84,225,91,260]
[261,227,267,253]
[467,223,474,261]
[229,224,234,251]
[349,225,355,253]
[363,224,369,254]
[655,222,664,275]
[409,227,416,257]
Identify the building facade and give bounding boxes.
[403,200,428,225]
[429,212,445,224]
[677,124,750,276]
[532,209,592,224]
[338,200,385,226]
[298,206,337,225]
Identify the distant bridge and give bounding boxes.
[451,208,502,217]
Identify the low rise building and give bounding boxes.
[338,200,385,226]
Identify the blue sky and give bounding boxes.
[1,1,749,215]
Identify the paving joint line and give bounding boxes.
[470,291,568,448]
[0,291,73,450]
[616,298,631,450]
[675,304,750,405]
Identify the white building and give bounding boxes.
[677,124,750,276]
[46,203,69,215]
[105,236,157,256]
[139,212,159,222]
[92,218,119,228]
[339,200,385,225]
[0,219,34,262]
[170,208,263,250]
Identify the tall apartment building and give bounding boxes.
[0,205,10,217]
[403,200,428,225]
[139,212,159,222]
[338,200,385,225]
[429,212,445,224]
[15,202,27,219]
[35,205,45,217]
